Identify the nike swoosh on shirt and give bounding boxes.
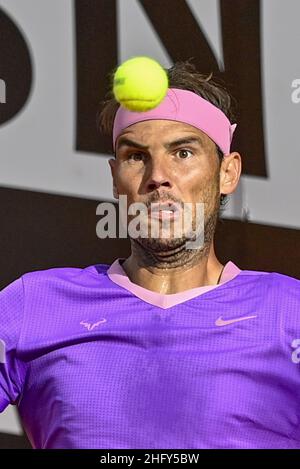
[215,315,257,326]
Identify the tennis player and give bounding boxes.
[1,61,299,449]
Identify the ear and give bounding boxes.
[219,152,242,196]
[108,158,119,199]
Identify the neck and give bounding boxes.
[121,240,224,294]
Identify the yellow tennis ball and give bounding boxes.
[113,56,169,112]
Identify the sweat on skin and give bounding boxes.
[109,119,242,294]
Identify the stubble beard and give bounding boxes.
[129,181,220,268]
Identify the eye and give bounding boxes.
[128,152,145,162]
[175,149,193,159]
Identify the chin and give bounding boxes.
[137,236,188,253]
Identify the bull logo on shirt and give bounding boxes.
[80,319,107,331]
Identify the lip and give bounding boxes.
[150,211,180,220]
[148,202,181,220]
[148,201,181,212]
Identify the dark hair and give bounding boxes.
[98,59,237,210]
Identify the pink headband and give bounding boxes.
[113,88,237,155]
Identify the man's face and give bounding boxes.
[110,119,221,254]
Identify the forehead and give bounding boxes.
[117,119,213,147]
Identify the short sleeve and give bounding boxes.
[0,277,24,412]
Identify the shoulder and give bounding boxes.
[262,270,300,297]
[21,263,110,288]
[0,263,111,317]
[239,267,300,290]
[0,263,110,341]
[232,268,300,311]
[242,269,300,333]
[270,271,300,288]
[0,276,24,346]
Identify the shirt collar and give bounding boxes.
[107,259,242,309]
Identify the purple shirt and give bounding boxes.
[0,260,300,448]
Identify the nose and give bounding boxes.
[145,158,172,192]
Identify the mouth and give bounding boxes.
[148,202,181,220]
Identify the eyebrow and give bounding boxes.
[116,136,204,151]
